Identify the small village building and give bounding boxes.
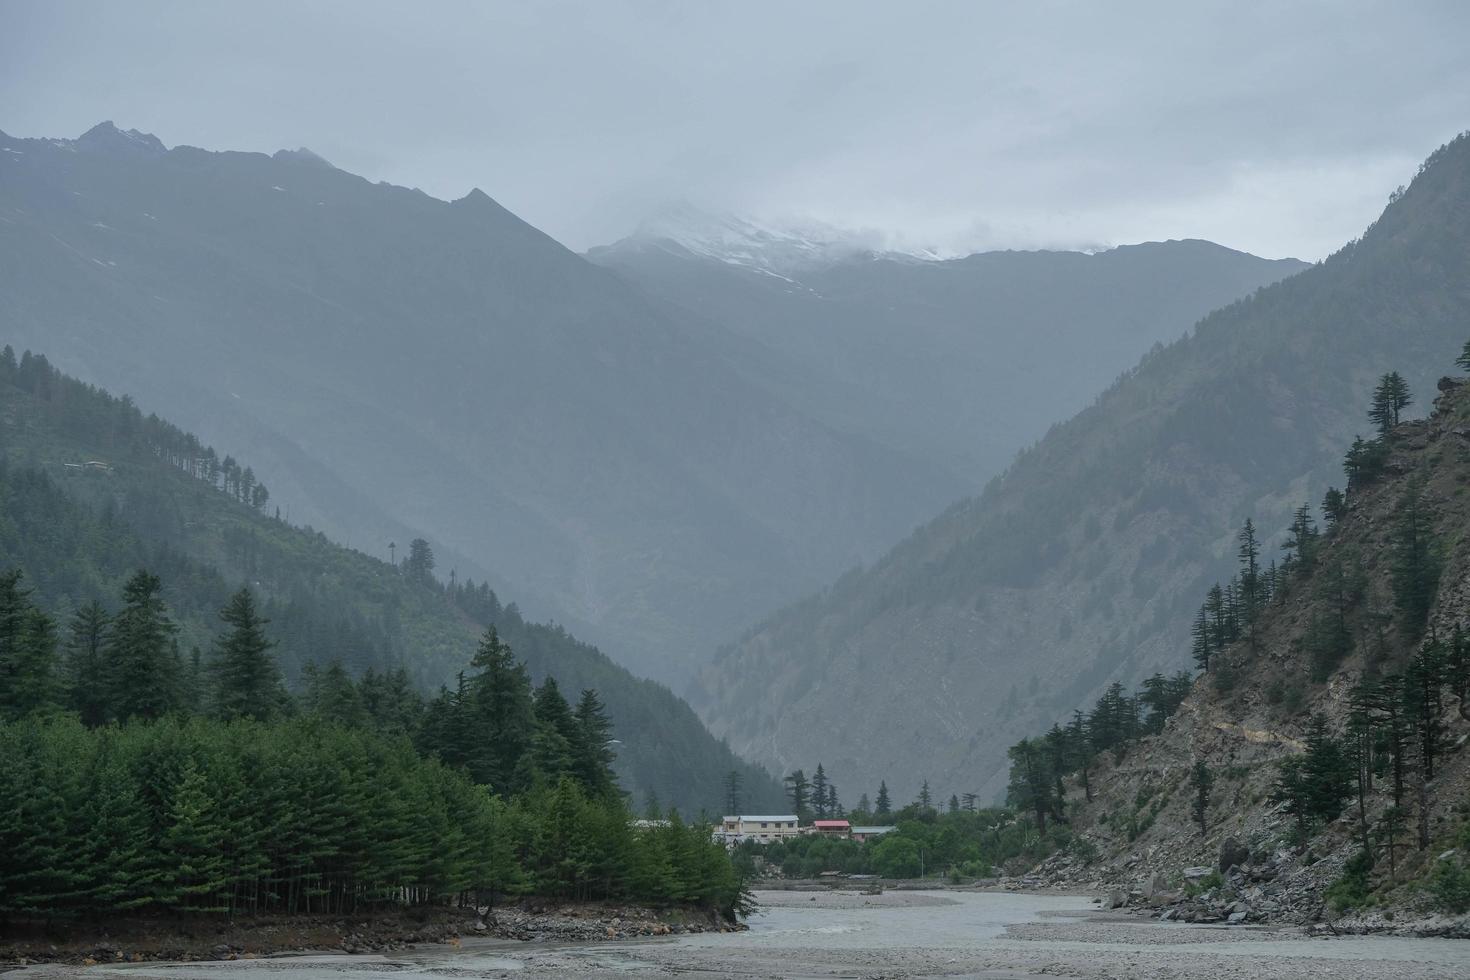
[810,819,851,838]
[714,814,801,844]
[850,825,897,843]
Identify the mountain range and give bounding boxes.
[695,133,1470,804]
[0,122,1303,687]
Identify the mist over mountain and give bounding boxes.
[0,122,965,684]
[695,134,1470,804]
[592,207,1307,486]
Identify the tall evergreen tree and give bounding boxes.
[722,769,743,815]
[0,572,60,721]
[810,764,829,818]
[571,689,618,798]
[1190,761,1213,835]
[65,601,111,727]
[210,588,285,722]
[1390,477,1441,633]
[464,626,535,795]
[874,781,892,817]
[1368,371,1412,435]
[105,570,179,722]
[783,769,810,818]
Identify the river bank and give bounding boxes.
[10,889,1470,979]
[0,901,737,971]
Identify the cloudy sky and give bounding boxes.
[4,0,1468,259]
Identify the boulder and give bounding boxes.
[1107,888,1127,909]
[1182,866,1213,880]
[1227,910,1248,925]
[1218,837,1250,872]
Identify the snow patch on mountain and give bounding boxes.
[614,202,939,275]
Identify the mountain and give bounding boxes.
[0,122,963,683]
[1017,375,1470,927]
[591,207,1308,486]
[694,133,1470,804]
[0,349,784,813]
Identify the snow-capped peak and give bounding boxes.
[621,202,922,275]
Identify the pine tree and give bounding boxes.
[1458,339,1470,373]
[1369,371,1412,435]
[1190,761,1213,835]
[105,570,179,722]
[1007,738,1053,834]
[0,572,60,721]
[722,770,743,815]
[1390,477,1440,633]
[65,601,111,727]
[210,588,284,722]
[465,626,535,795]
[784,769,810,818]
[811,764,829,818]
[571,689,618,798]
[1284,503,1319,576]
[1190,607,1212,673]
[405,538,436,584]
[1237,519,1262,626]
[874,781,892,817]
[1322,487,1346,532]
[917,780,934,812]
[529,677,579,784]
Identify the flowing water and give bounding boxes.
[26,890,1470,979]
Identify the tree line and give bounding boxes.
[1,347,271,512]
[0,568,749,920]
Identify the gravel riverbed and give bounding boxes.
[9,890,1469,979]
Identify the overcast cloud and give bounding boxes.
[3,0,1468,259]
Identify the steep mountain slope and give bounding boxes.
[592,210,1307,485]
[1027,377,1470,927]
[0,351,784,813]
[696,133,1470,804]
[0,122,961,683]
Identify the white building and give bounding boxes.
[714,814,801,843]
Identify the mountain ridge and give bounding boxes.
[695,132,1470,805]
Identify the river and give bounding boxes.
[24,890,1470,979]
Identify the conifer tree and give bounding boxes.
[1190,761,1213,835]
[875,781,892,817]
[811,764,829,818]
[1368,371,1412,435]
[105,570,179,722]
[210,588,285,722]
[465,626,535,794]
[784,769,810,818]
[571,689,618,798]
[917,780,934,812]
[1322,487,1346,532]
[529,676,579,784]
[65,601,110,727]
[1390,477,1440,633]
[0,572,60,721]
[1190,607,1212,673]
[722,769,743,815]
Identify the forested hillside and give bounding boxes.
[1006,366,1470,926]
[697,132,1470,803]
[592,216,1306,486]
[0,350,782,813]
[0,122,962,682]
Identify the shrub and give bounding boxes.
[1426,857,1470,914]
[1325,850,1373,913]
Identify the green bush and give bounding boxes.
[1426,856,1470,914]
[1326,850,1374,913]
